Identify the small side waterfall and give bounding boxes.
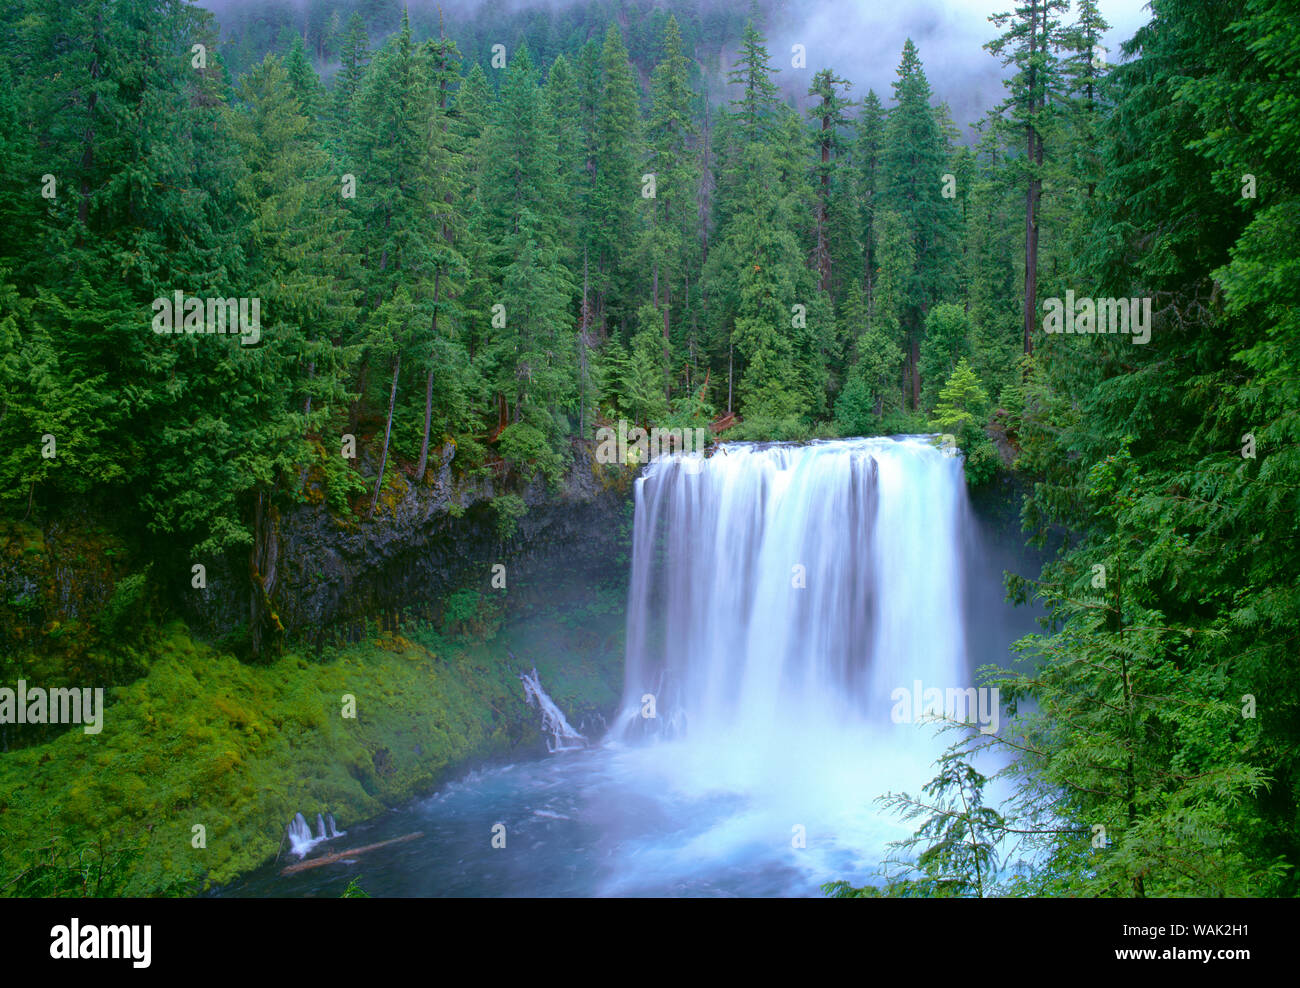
[616,436,970,746]
[286,811,346,859]
[239,436,1011,897]
[520,668,587,752]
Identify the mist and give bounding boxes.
[761,0,1150,130]
[199,0,1149,132]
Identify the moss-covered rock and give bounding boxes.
[0,610,622,895]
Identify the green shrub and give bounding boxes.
[98,566,152,639]
[0,827,195,898]
[833,374,878,437]
[497,423,564,486]
[725,415,812,443]
[960,431,1001,487]
[929,358,990,434]
[880,409,930,435]
[451,435,488,475]
[318,438,370,512]
[492,493,528,540]
[441,588,503,642]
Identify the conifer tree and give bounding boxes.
[477,46,576,441]
[807,68,853,296]
[413,31,472,482]
[880,40,960,408]
[350,11,440,512]
[727,20,781,143]
[642,15,700,399]
[855,90,886,324]
[588,26,641,340]
[332,12,370,152]
[985,0,1071,355]
[284,35,324,121]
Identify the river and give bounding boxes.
[225,437,1028,897]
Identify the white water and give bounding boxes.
[520,668,587,752]
[248,436,1006,896]
[619,436,968,738]
[601,436,979,888]
[286,811,346,859]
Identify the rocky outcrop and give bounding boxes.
[0,514,137,654]
[2,442,635,656]
[176,441,634,650]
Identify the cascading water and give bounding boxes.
[520,668,587,752]
[592,436,981,891]
[618,436,969,742]
[235,436,1006,897]
[286,811,346,859]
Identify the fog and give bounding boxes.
[199,0,1151,132]
[762,0,1150,130]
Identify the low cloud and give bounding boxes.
[199,0,1152,133]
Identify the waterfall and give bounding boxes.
[242,436,1000,896]
[286,813,322,859]
[616,436,971,745]
[286,811,346,859]
[520,668,587,753]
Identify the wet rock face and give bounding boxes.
[3,444,633,652]
[0,513,134,653]
[177,443,633,647]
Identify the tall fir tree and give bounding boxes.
[985,0,1071,355]
[880,40,960,408]
[807,68,854,297]
[589,26,641,342]
[642,14,701,400]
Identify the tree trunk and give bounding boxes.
[579,246,590,437]
[280,832,424,876]
[370,353,400,517]
[416,270,442,481]
[1022,0,1041,356]
[416,364,433,481]
[249,487,283,660]
[1024,149,1040,356]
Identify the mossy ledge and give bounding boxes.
[1,438,633,895]
[0,611,622,896]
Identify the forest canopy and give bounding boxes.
[0,0,1297,897]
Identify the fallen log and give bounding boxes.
[709,411,739,434]
[279,832,424,876]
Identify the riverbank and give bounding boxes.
[0,604,624,896]
[0,435,1033,897]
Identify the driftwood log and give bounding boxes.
[279,832,424,876]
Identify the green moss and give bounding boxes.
[376,472,410,517]
[0,619,568,895]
